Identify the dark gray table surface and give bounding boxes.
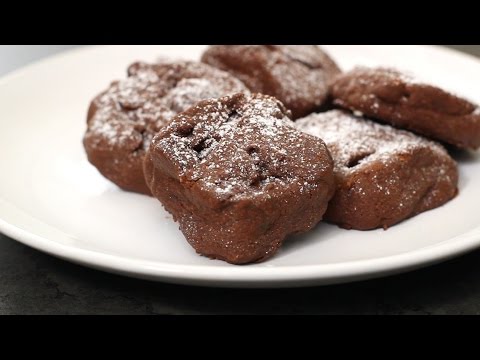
[1,45,479,315]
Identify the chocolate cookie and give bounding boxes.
[296,110,458,230]
[84,61,248,195]
[201,45,341,119]
[331,67,480,149]
[144,93,335,264]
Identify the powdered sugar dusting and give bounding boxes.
[296,110,450,176]
[163,78,231,113]
[350,66,480,113]
[85,61,248,153]
[202,45,341,118]
[154,94,331,199]
[296,110,459,224]
[351,66,445,89]
[270,62,328,105]
[260,45,340,107]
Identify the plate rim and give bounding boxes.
[2,214,480,288]
[1,44,480,288]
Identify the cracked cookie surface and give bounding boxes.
[84,61,248,195]
[331,67,480,149]
[144,93,335,264]
[201,45,341,119]
[296,110,458,230]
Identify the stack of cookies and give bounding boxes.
[84,46,480,265]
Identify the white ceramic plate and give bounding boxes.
[0,45,479,288]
